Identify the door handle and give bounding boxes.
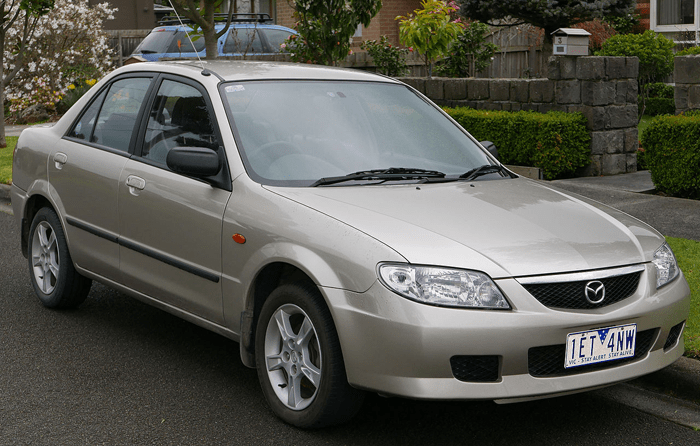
[53,152,67,170]
[126,175,146,195]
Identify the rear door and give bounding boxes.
[51,75,154,280]
[117,75,231,324]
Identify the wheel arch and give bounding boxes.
[239,261,327,368]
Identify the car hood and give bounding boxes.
[265,178,664,278]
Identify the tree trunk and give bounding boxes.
[0,28,6,149]
[204,25,218,60]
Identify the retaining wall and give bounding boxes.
[675,56,700,114]
[399,56,641,176]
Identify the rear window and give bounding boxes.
[166,31,206,53]
[134,29,174,54]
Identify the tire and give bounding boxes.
[28,207,92,309]
[255,283,364,428]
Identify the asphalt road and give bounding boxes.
[1,210,699,445]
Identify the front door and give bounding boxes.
[117,77,231,324]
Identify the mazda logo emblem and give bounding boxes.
[584,281,605,304]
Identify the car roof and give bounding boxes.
[118,60,402,84]
[153,23,295,32]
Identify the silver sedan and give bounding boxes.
[11,61,690,428]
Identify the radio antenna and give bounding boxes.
[166,0,207,74]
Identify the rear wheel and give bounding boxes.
[28,207,91,309]
[255,283,364,428]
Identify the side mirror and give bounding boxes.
[166,147,221,178]
[480,141,498,160]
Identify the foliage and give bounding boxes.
[397,0,463,77]
[640,113,700,199]
[360,36,409,77]
[4,0,114,115]
[284,0,381,66]
[571,19,616,52]
[642,82,675,117]
[677,46,700,56]
[444,107,590,179]
[458,0,636,40]
[0,137,18,184]
[597,30,675,118]
[603,12,642,34]
[665,236,700,358]
[435,21,497,78]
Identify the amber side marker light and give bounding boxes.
[232,233,246,244]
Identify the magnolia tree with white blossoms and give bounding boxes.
[1,0,116,146]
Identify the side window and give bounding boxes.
[264,29,294,52]
[223,28,264,54]
[142,79,219,166]
[67,90,107,141]
[91,78,152,152]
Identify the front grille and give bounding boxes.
[528,328,657,377]
[450,355,500,382]
[522,271,642,309]
[663,321,685,351]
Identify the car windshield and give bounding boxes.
[220,80,494,186]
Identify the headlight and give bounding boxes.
[378,264,510,309]
[653,242,679,288]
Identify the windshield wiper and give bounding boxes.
[311,168,445,187]
[459,164,514,181]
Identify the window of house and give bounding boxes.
[658,0,695,25]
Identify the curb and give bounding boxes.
[0,183,11,202]
[629,356,700,405]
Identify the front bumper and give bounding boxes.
[323,263,690,402]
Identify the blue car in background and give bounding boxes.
[131,13,296,61]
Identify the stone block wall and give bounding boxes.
[675,56,700,114]
[399,56,640,176]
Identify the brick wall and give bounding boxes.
[399,56,641,176]
[675,56,700,114]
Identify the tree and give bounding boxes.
[168,0,236,60]
[397,0,463,77]
[284,0,382,66]
[4,1,115,117]
[0,0,54,148]
[458,0,636,45]
[436,21,498,78]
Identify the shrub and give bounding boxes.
[435,20,497,78]
[596,30,675,119]
[643,82,674,116]
[444,107,590,180]
[676,46,700,56]
[641,113,700,199]
[360,36,409,77]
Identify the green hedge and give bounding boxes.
[444,108,591,180]
[642,82,675,116]
[641,112,700,199]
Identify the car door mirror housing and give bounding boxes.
[166,147,221,178]
[480,141,498,160]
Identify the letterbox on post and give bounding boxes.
[551,28,591,56]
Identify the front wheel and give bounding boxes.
[28,207,91,309]
[255,283,364,428]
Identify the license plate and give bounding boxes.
[565,324,637,369]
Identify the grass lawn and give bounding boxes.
[0,136,18,185]
[638,115,654,138]
[667,237,700,358]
